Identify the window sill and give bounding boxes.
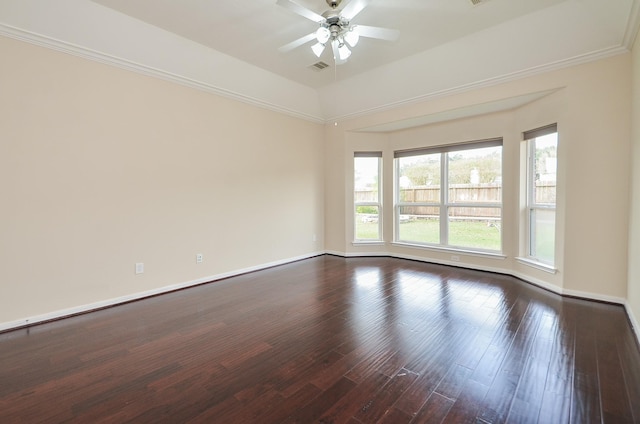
[516,257,557,274]
[391,242,506,260]
[352,241,386,247]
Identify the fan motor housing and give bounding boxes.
[322,12,340,24]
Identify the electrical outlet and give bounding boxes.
[135,263,144,274]
[451,255,460,262]
[312,234,317,242]
[196,254,203,264]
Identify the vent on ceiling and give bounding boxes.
[470,0,488,5]
[308,61,330,72]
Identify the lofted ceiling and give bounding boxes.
[1,0,639,121]
[90,0,572,89]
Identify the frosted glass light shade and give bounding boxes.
[316,27,330,44]
[311,42,325,57]
[344,29,359,47]
[338,43,351,60]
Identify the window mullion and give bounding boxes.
[377,157,383,240]
[450,202,502,208]
[530,204,556,210]
[527,141,535,257]
[394,158,400,242]
[528,140,536,207]
[441,152,448,246]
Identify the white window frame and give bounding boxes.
[394,139,503,253]
[524,124,558,266]
[354,152,382,242]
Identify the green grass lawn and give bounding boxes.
[356,218,556,259]
[356,219,501,251]
[532,221,555,263]
[355,220,382,241]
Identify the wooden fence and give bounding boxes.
[355,183,556,219]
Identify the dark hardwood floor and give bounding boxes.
[1,255,639,423]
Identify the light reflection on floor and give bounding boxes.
[344,259,569,395]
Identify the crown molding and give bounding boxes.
[326,45,630,123]
[0,24,325,124]
[623,0,640,49]
[0,18,634,126]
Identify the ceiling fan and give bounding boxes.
[277,0,400,65]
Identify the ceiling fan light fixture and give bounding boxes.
[311,42,326,57]
[277,0,400,66]
[338,43,351,60]
[316,26,331,44]
[344,27,359,47]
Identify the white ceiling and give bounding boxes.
[0,0,639,122]
[90,0,572,89]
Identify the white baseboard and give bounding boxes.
[335,250,638,347]
[1,250,634,338]
[0,251,324,333]
[332,250,390,257]
[324,249,348,257]
[561,288,627,305]
[329,249,628,305]
[626,301,640,346]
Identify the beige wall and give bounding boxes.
[0,36,324,326]
[629,30,640,329]
[2,32,637,330]
[561,57,631,299]
[324,123,347,253]
[325,54,632,302]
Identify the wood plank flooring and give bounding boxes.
[1,255,639,423]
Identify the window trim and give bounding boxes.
[394,138,502,158]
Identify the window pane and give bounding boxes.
[398,206,440,244]
[448,207,501,250]
[448,146,502,203]
[530,208,555,263]
[398,154,440,203]
[533,133,557,205]
[355,205,379,240]
[355,155,381,241]
[354,157,379,201]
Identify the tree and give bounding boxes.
[399,157,440,186]
[399,149,501,186]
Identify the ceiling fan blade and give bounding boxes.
[340,0,371,20]
[276,0,325,23]
[355,25,400,41]
[278,32,317,53]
